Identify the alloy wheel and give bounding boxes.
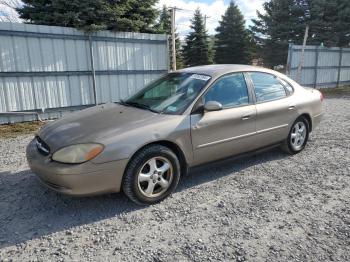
[290,121,307,151]
[137,156,173,198]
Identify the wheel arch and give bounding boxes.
[123,140,189,179]
[299,113,312,131]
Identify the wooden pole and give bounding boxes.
[171,7,176,71]
[297,25,309,84]
[204,15,210,29]
[88,35,98,105]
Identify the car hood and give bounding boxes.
[38,103,164,152]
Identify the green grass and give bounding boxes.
[0,121,43,139]
[320,86,350,97]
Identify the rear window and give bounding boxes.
[279,78,294,94]
[249,72,287,102]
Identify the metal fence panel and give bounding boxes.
[287,44,350,88]
[0,22,168,124]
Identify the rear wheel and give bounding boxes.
[122,145,181,205]
[282,116,309,154]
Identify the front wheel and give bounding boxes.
[122,145,181,205]
[282,116,309,154]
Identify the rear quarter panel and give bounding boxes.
[293,86,323,131]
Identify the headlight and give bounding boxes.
[52,143,104,164]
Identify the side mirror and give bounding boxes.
[204,101,223,112]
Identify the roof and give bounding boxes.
[176,64,279,78]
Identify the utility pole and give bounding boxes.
[204,15,210,29]
[297,25,309,83]
[170,7,176,71]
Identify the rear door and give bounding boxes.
[247,72,298,148]
[190,72,257,165]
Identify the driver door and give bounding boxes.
[190,73,257,165]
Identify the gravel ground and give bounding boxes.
[0,97,349,261]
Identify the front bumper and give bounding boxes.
[26,138,128,196]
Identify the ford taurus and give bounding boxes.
[26,65,323,205]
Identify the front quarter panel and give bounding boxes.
[91,115,193,165]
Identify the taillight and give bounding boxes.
[319,91,324,102]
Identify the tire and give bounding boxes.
[281,116,310,154]
[122,144,181,205]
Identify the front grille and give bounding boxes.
[36,136,50,156]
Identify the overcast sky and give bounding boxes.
[157,0,267,39]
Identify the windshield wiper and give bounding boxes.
[128,102,160,113]
[117,99,129,106]
[118,100,159,113]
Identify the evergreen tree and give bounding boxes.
[17,0,159,32]
[250,0,309,67]
[246,29,259,61]
[155,5,171,33]
[208,35,216,64]
[308,0,350,47]
[251,0,350,68]
[214,1,251,64]
[155,5,183,69]
[336,0,350,47]
[182,9,211,67]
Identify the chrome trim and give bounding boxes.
[313,113,323,118]
[36,137,50,155]
[256,124,289,134]
[197,131,256,149]
[197,124,288,149]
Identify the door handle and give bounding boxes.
[288,105,296,110]
[241,115,251,120]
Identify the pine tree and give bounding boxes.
[336,0,350,47]
[155,5,183,69]
[250,0,309,68]
[246,29,259,61]
[208,35,216,64]
[308,0,350,47]
[250,0,350,68]
[214,1,251,64]
[155,5,171,34]
[17,0,159,33]
[182,9,211,67]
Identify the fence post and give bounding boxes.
[336,47,343,88]
[286,43,292,75]
[313,47,319,88]
[88,35,98,105]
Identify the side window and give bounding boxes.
[249,72,287,102]
[204,73,249,108]
[279,78,294,94]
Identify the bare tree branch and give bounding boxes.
[0,0,22,22]
[0,0,21,9]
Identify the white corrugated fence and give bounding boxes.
[287,44,350,88]
[0,22,168,124]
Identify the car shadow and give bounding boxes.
[180,145,286,190]
[0,168,148,249]
[0,146,286,249]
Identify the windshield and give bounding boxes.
[124,73,211,114]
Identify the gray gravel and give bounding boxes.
[0,97,349,261]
